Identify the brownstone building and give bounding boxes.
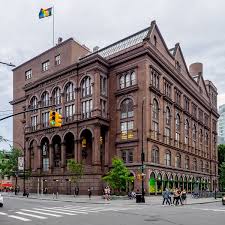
[11,21,219,195]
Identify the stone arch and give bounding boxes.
[51,135,62,168]
[79,128,93,165]
[79,127,94,139]
[62,130,76,141]
[149,172,156,194]
[117,95,136,110]
[63,132,75,162]
[29,139,38,171]
[62,80,76,91]
[50,85,63,97]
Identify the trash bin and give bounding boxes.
[136,193,142,203]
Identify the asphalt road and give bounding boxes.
[0,197,224,225]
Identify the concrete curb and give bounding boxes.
[4,195,221,206]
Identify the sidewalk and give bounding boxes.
[2,192,221,205]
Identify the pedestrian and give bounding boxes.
[88,187,92,199]
[26,189,29,198]
[181,189,187,204]
[75,186,79,196]
[162,188,170,206]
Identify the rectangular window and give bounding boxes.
[128,151,133,163]
[55,55,61,65]
[121,121,134,140]
[100,76,107,96]
[163,79,171,98]
[175,88,181,105]
[192,103,197,118]
[43,158,49,171]
[121,150,133,163]
[184,96,190,112]
[42,112,49,128]
[42,60,50,72]
[100,99,107,117]
[164,127,170,144]
[82,100,92,119]
[121,151,126,163]
[31,115,38,131]
[25,69,32,80]
[150,67,160,89]
[65,104,75,120]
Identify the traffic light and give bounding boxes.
[49,111,56,127]
[55,112,62,127]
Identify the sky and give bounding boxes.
[0,0,225,150]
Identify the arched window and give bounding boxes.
[30,96,38,110]
[193,158,197,171]
[81,76,92,98]
[120,99,134,140]
[175,114,181,147]
[52,87,61,105]
[41,91,50,107]
[151,146,159,164]
[185,156,189,170]
[192,124,197,149]
[121,99,134,119]
[164,150,171,166]
[65,82,74,102]
[184,119,189,145]
[206,161,209,173]
[164,107,171,144]
[152,99,159,140]
[119,71,136,89]
[175,153,181,168]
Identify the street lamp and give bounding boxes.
[141,98,145,203]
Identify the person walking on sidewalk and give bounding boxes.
[88,187,92,199]
[162,188,170,205]
[181,189,187,204]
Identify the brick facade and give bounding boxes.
[11,21,219,195]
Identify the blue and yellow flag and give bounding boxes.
[39,8,53,19]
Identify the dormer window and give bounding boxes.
[42,60,50,72]
[25,69,32,80]
[55,55,61,65]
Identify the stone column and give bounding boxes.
[49,144,54,173]
[92,125,101,165]
[61,142,66,173]
[37,145,42,173]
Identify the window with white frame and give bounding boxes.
[121,150,134,163]
[175,114,181,147]
[152,146,159,164]
[42,60,50,72]
[164,107,171,144]
[164,150,171,166]
[82,100,92,118]
[185,156,189,169]
[152,99,159,140]
[121,121,134,140]
[65,104,75,120]
[184,119,189,145]
[65,82,74,102]
[52,87,61,105]
[119,70,136,89]
[42,111,49,128]
[192,124,197,149]
[55,55,61,65]
[31,115,38,130]
[150,67,160,89]
[100,76,107,96]
[41,91,50,107]
[25,69,32,80]
[100,99,107,117]
[175,153,181,168]
[81,76,92,98]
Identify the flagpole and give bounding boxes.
[53,6,55,46]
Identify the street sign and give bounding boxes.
[18,157,24,171]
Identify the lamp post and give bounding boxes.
[141,98,145,203]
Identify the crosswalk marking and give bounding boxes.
[8,215,31,222]
[21,209,62,217]
[0,212,7,215]
[193,208,225,212]
[41,207,88,214]
[15,211,47,219]
[32,208,77,215]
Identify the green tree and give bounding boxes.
[219,162,225,191]
[218,144,225,165]
[67,159,84,194]
[0,147,22,177]
[102,157,134,194]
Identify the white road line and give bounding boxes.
[21,209,62,217]
[8,215,31,222]
[0,212,7,215]
[16,211,47,219]
[32,208,76,215]
[192,208,225,213]
[41,207,88,214]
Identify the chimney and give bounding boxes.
[189,62,203,76]
[58,37,63,44]
[93,46,100,52]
